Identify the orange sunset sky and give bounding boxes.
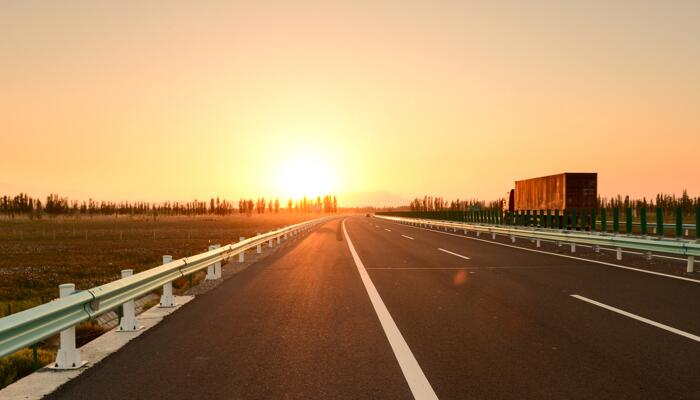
[1,1,698,206]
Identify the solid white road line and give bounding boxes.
[343,220,438,400]
[571,295,700,343]
[385,228,392,232]
[401,235,415,240]
[379,219,700,285]
[437,248,471,260]
[366,266,563,270]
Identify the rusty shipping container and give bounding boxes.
[514,173,597,210]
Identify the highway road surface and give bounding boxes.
[45,216,700,399]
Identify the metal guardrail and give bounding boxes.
[375,215,699,271]
[0,217,327,362]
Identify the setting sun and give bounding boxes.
[276,152,337,199]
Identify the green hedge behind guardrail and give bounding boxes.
[377,207,700,240]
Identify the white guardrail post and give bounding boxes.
[159,255,176,307]
[257,233,262,253]
[688,256,695,273]
[52,284,87,370]
[202,244,222,280]
[239,237,245,263]
[118,269,142,332]
[214,244,222,279]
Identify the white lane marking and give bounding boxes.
[380,219,700,284]
[571,294,700,343]
[401,235,415,240]
[366,266,561,270]
[343,220,438,400]
[385,228,392,232]
[437,248,470,260]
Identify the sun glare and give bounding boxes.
[277,153,336,199]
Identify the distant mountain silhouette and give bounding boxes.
[338,191,409,208]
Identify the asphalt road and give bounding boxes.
[46,216,700,399]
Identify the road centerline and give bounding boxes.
[437,248,470,260]
[385,228,392,232]
[571,294,700,343]
[343,219,439,400]
[401,235,415,240]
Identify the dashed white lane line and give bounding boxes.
[401,235,415,240]
[378,218,700,285]
[571,294,700,343]
[437,248,471,260]
[343,220,439,400]
[385,228,392,232]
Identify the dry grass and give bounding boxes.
[0,214,315,315]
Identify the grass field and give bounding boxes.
[0,214,316,316]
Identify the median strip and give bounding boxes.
[571,294,700,343]
[437,248,471,260]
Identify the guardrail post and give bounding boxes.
[510,235,515,243]
[675,207,682,238]
[159,255,176,307]
[239,237,245,262]
[570,243,576,253]
[213,244,222,278]
[616,247,622,260]
[491,232,496,240]
[53,284,86,369]
[257,233,262,253]
[277,235,281,245]
[118,269,142,331]
[656,207,663,237]
[268,233,274,248]
[206,245,218,280]
[594,245,600,253]
[644,251,653,261]
[688,256,695,273]
[536,239,541,248]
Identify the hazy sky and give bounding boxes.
[1,1,699,204]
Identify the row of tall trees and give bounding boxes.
[0,193,338,219]
[599,190,699,215]
[237,195,337,216]
[409,196,502,212]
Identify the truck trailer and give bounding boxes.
[509,172,597,211]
